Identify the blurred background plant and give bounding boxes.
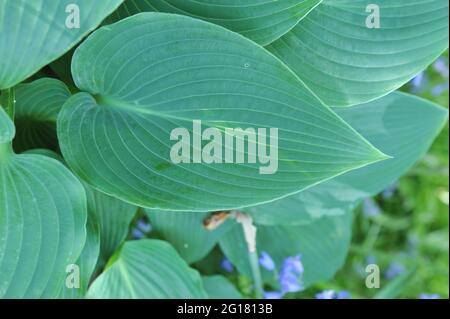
[308,51,449,299]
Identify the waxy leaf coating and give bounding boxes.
[268,0,449,106]
[58,13,386,211]
[87,240,208,298]
[0,0,124,89]
[107,0,322,45]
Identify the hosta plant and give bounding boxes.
[0,0,448,299]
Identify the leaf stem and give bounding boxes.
[248,250,264,299]
[233,212,264,299]
[1,88,15,120]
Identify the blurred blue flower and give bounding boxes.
[362,198,381,217]
[259,251,276,271]
[137,218,152,233]
[315,290,351,299]
[366,255,377,264]
[410,71,427,93]
[131,228,145,239]
[382,182,397,199]
[264,291,283,299]
[384,262,405,279]
[316,290,336,299]
[433,58,449,78]
[419,293,440,299]
[337,291,351,299]
[220,258,234,273]
[431,82,449,96]
[279,255,304,293]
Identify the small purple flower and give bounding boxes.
[279,255,304,293]
[137,218,152,233]
[132,228,145,239]
[264,291,283,299]
[316,290,336,299]
[220,258,234,273]
[419,293,440,299]
[337,291,351,299]
[433,58,449,78]
[259,251,276,271]
[384,262,405,280]
[363,198,381,217]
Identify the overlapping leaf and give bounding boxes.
[58,13,386,211]
[58,210,100,299]
[87,240,207,298]
[0,0,124,89]
[0,110,87,298]
[145,210,232,263]
[86,188,137,269]
[107,0,322,45]
[268,0,449,106]
[14,78,71,153]
[246,92,449,225]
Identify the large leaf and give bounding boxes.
[86,188,137,269]
[58,12,386,212]
[0,109,87,298]
[0,0,124,89]
[13,78,71,153]
[145,210,232,263]
[268,0,449,106]
[219,211,353,288]
[107,0,322,45]
[87,240,207,298]
[246,92,449,225]
[202,275,242,299]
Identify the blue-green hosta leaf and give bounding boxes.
[145,210,232,263]
[219,212,353,288]
[0,107,14,144]
[202,275,242,299]
[23,147,136,274]
[268,0,449,106]
[86,188,137,269]
[0,0,124,89]
[246,92,449,225]
[0,111,87,298]
[333,92,449,193]
[58,12,386,212]
[14,78,71,153]
[58,210,100,299]
[107,0,322,46]
[25,149,134,298]
[87,240,207,298]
